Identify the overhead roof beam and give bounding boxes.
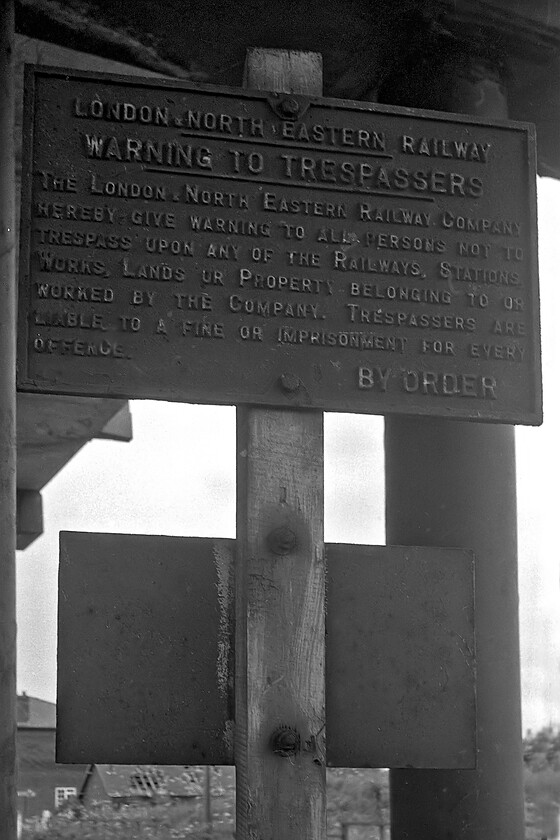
[15,0,202,79]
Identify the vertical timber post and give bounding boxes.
[0,1,17,838]
[386,53,525,840]
[236,50,325,840]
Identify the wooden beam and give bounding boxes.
[235,46,324,840]
[0,0,17,836]
[236,408,325,839]
[96,403,133,442]
[16,394,131,492]
[16,490,43,551]
[243,48,323,94]
[15,0,199,79]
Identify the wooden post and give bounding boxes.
[386,53,525,840]
[235,52,325,840]
[236,402,325,840]
[0,1,17,838]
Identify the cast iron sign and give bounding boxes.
[18,67,541,423]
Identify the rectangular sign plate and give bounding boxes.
[57,533,475,768]
[19,67,541,423]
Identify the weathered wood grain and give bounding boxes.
[235,53,325,840]
[0,2,17,837]
[236,407,325,840]
[243,47,322,95]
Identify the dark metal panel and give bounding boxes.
[57,532,235,764]
[57,534,475,767]
[19,67,540,424]
[326,543,476,768]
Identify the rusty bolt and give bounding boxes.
[279,97,300,118]
[279,373,300,393]
[270,726,300,757]
[266,526,297,556]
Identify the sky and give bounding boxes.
[15,178,560,735]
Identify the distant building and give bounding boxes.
[16,694,86,818]
[17,694,56,729]
[17,694,204,820]
[79,764,202,808]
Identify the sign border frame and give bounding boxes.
[17,65,542,425]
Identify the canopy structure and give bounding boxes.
[14,0,560,177]
[13,1,560,549]
[6,4,555,839]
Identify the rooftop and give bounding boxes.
[17,693,56,729]
[80,764,203,800]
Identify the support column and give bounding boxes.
[385,52,525,840]
[0,1,17,838]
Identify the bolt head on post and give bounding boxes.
[266,526,297,556]
[270,725,300,757]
